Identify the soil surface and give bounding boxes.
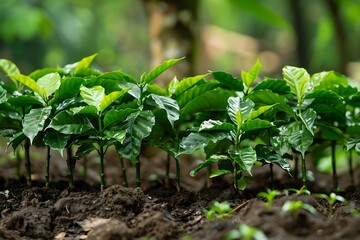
[1,147,360,239]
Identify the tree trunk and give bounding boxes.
[142,0,199,86]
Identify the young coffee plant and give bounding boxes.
[257,188,281,208]
[313,192,347,218]
[225,224,268,240]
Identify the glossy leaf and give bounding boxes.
[7,132,26,151]
[241,59,262,89]
[43,129,70,156]
[103,108,137,129]
[75,143,98,158]
[143,57,184,84]
[229,147,257,175]
[117,110,155,165]
[96,71,137,84]
[227,97,254,125]
[199,119,235,132]
[147,94,179,127]
[99,88,129,112]
[22,106,52,144]
[0,59,20,88]
[312,71,348,90]
[247,104,276,120]
[317,123,345,142]
[103,129,127,143]
[299,108,316,135]
[54,77,85,102]
[74,53,97,75]
[174,73,209,95]
[177,81,219,108]
[7,95,45,107]
[37,72,61,96]
[212,71,243,91]
[241,119,273,132]
[11,74,47,99]
[255,144,291,174]
[0,86,7,104]
[80,85,105,112]
[47,110,93,134]
[253,78,290,95]
[190,154,229,176]
[282,66,310,102]
[288,122,313,157]
[210,169,232,178]
[178,132,230,155]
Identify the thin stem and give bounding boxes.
[301,154,307,189]
[294,154,299,180]
[175,157,181,191]
[165,152,170,187]
[24,138,31,187]
[233,162,239,189]
[45,146,51,187]
[99,143,106,191]
[349,149,354,187]
[331,140,338,190]
[206,164,213,187]
[66,146,74,189]
[269,163,274,190]
[136,156,141,188]
[119,156,128,187]
[15,149,21,180]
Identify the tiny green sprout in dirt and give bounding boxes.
[257,189,281,208]
[205,201,233,219]
[225,223,268,240]
[287,186,311,195]
[282,200,317,218]
[313,192,347,218]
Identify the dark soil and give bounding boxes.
[1,148,360,239]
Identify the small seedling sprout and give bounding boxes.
[287,186,311,195]
[282,200,317,218]
[225,223,268,240]
[257,189,281,208]
[313,192,347,218]
[205,201,233,219]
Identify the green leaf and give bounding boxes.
[96,71,137,84]
[54,77,85,102]
[75,143,98,158]
[7,95,45,107]
[36,72,61,96]
[247,104,276,120]
[190,154,229,176]
[212,71,244,91]
[229,147,257,175]
[43,129,70,157]
[312,71,348,90]
[80,85,105,112]
[117,110,155,164]
[0,59,20,88]
[241,119,273,132]
[143,57,184,84]
[178,132,230,155]
[47,111,93,134]
[177,80,219,108]
[317,123,345,142]
[174,73,209,95]
[253,78,291,95]
[103,129,127,143]
[74,53,97,75]
[199,119,235,132]
[182,88,234,114]
[0,85,7,104]
[255,144,291,174]
[99,88,130,112]
[282,66,310,102]
[271,128,292,156]
[299,108,316,135]
[11,74,47,100]
[288,122,314,157]
[247,89,294,116]
[210,169,232,178]
[29,68,62,80]
[347,138,360,154]
[227,97,254,125]
[103,108,137,129]
[8,132,26,151]
[147,94,179,127]
[166,77,179,96]
[241,59,262,89]
[22,106,52,144]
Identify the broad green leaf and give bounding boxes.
[227,97,254,125]
[99,88,130,112]
[47,110,93,134]
[7,132,26,151]
[0,85,7,104]
[271,129,292,156]
[103,129,127,143]
[143,57,184,84]
[96,71,137,84]
[212,71,243,91]
[182,88,235,114]
[11,74,47,100]
[199,119,235,132]
[241,119,273,132]
[229,147,257,175]
[210,169,232,178]
[75,143,98,158]
[241,59,262,89]
[36,72,61,96]
[178,132,230,155]
[146,83,166,96]
[247,104,276,120]
[312,71,348,90]
[190,154,229,176]
[253,78,291,95]
[22,106,52,144]
[54,77,85,102]
[299,108,316,135]
[229,0,291,30]
[103,108,138,129]
[80,85,105,112]
[74,53,97,75]
[117,110,155,164]
[317,123,345,142]
[288,122,314,157]
[235,110,242,128]
[29,68,62,80]
[177,80,219,108]
[255,144,291,174]
[282,66,310,102]
[0,59,20,88]
[71,106,98,117]
[147,94,179,127]
[7,95,45,107]
[43,129,70,157]
[347,138,360,153]
[247,89,294,116]
[174,73,209,95]
[166,77,179,96]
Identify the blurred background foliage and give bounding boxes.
[0,0,360,80]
